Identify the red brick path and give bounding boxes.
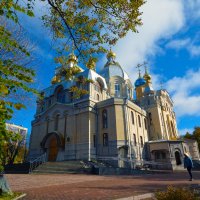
[6,171,200,200]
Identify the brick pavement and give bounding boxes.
[6,171,200,200]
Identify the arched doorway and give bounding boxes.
[48,136,58,161]
[175,151,182,165]
[41,132,64,162]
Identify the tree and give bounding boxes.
[0,0,36,194]
[40,0,145,98]
[1,131,26,165]
[42,0,145,63]
[184,127,200,152]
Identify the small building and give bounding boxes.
[6,123,28,147]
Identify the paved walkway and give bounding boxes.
[6,171,200,200]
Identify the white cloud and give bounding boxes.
[179,128,193,136]
[183,0,200,19]
[166,38,191,50]
[166,38,200,57]
[112,0,184,82]
[166,68,200,117]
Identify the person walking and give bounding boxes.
[184,152,194,181]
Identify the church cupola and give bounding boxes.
[51,74,61,85]
[143,66,154,95]
[135,70,146,100]
[106,49,116,62]
[67,53,78,68]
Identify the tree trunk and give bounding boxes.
[0,175,12,195]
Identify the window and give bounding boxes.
[102,109,108,128]
[161,152,166,159]
[140,136,143,147]
[57,87,65,103]
[128,88,131,99]
[115,84,120,97]
[133,134,137,146]
[103,133,108,146]
[48,99,52,107]
[155,152,160,160]
[97,94,100,101]
[55,114,59,131]
[131,111,134,125]
[144,118,147,129]
[46,117,50,134]
[93,135,96,147]
[149,113,152,125]
[138,115,141,127]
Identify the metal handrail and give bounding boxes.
[97,156,172,168]
[29,153,47,173]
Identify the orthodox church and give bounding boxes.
[29,50,200,170]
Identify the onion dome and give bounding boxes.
[51,75,61,84]
[134,77,146,87]
[135,71,146,87]
[67,53,78,63]
[107,50,116,60]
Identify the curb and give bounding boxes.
[13,193,27,200]
[116,193,155,200]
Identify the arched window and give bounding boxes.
[131,111,134,124]
[144,118,147,129]
[97,94,100,101]
[46,117,50,134]
[115,84,120,97]
[55,114,59,131]
[56,87,65,103]
[103,133,108,146]
[140,136,143,147]
[93,135,96,147]
[133,134,137,146]
[138,115,141,127]
[128,88,131,99]
[102,109,108,128]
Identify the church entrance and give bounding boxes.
[40,131,64,162]
[48,136,58,161]
[175,151,182,165]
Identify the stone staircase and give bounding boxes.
[32,161,91,174]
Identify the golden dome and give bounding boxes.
[67,53,78,63]
[143,67,152,83]
[51,75,61,84]
[143,73,151,82]
[86,60,96,70]
[107,50,116,59]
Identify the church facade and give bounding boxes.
[29,51,200,170]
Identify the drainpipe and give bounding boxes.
[88,112,91,161]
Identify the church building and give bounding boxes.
[29,50,200,170]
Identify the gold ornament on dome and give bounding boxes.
[107,50,116,59]
[143,65,152,83]
[86,60,96,70]
[67,53,78,63]
[51,75,61,84]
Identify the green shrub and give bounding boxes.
[155,186,199,200]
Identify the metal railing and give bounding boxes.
[29,153,47,173]
[97,156,172,169]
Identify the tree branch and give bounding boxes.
[47,0,82,57]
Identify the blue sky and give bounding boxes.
[10,0,200,137]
